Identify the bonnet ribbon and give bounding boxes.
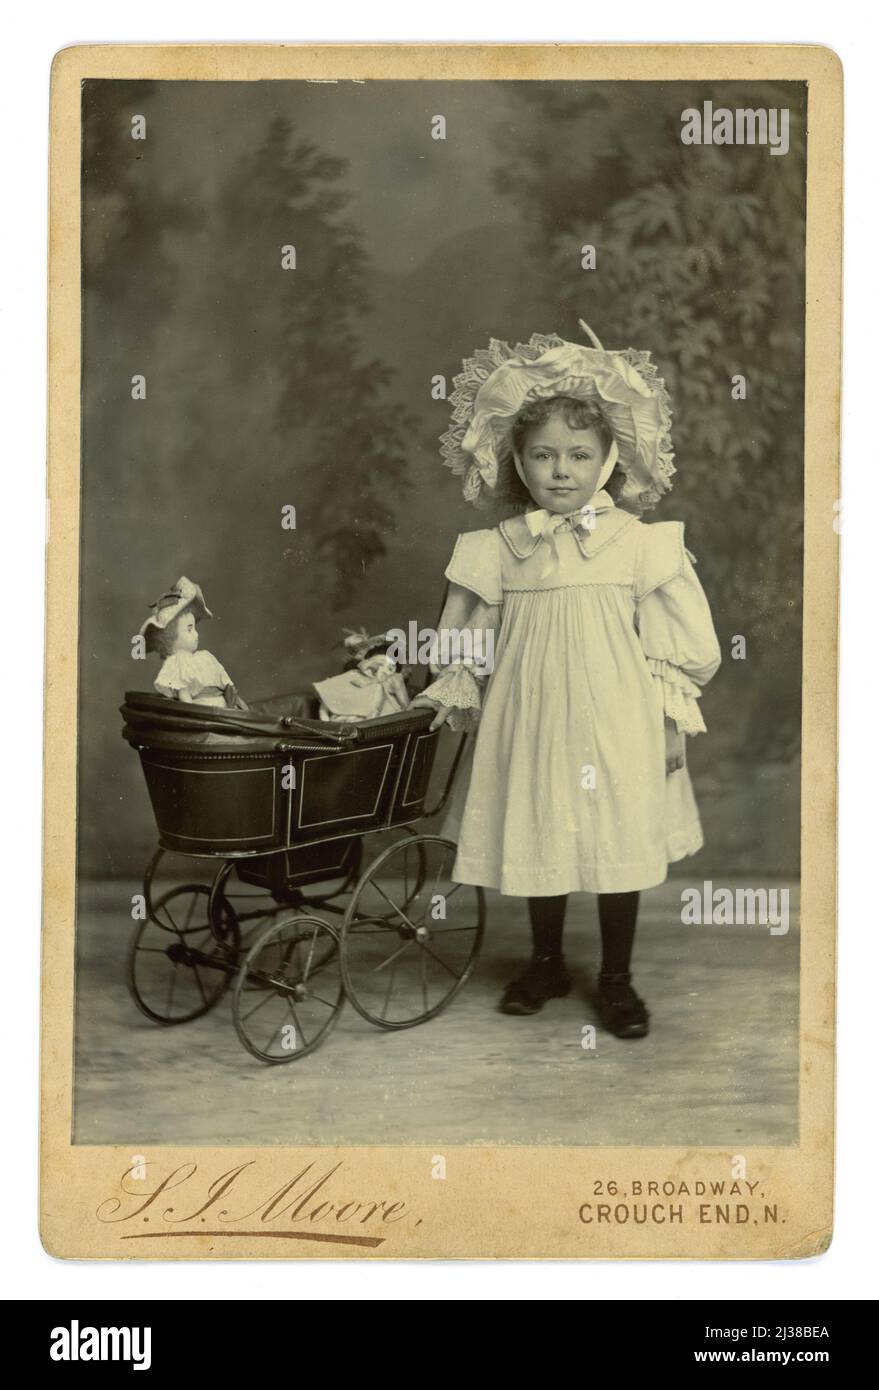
[150,586,183,612]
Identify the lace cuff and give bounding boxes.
[647,658,707,736]
[420,662,484,732]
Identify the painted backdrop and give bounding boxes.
[79,78,806,879]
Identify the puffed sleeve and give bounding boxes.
[419,529,503,731]
[443,529,504,606]
[635,522,721,736]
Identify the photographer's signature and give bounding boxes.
[96,1159,423,1248]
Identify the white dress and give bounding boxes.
[154,650,234,708]
[422,490,722,896]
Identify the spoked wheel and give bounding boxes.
[341,835,485,1030]
[141,845,166,922]
[358,827,427,923]
[232,915,345,1063]
[127,884,240,1025]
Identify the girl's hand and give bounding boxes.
[665,718,685,775]
[410,694,453,732]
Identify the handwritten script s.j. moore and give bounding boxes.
[96,1159,424,1249]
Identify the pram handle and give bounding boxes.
[120,695,362,747]
[159,713,361,747]
[277,715,359,745]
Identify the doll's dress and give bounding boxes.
[154,650,234,708]
[314,659,410,721]
[421,490,722,896]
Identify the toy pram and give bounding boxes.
[121,686,483,1063]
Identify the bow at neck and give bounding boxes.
[499,489,629,574]
[525,488,615,539]
[526,488,614,565]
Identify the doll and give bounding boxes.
[139,576,247,710]
[314,628,410,722]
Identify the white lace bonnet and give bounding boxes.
[439,319,676,513]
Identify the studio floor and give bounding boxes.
[72,872,799,1148]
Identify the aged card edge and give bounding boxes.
[41,42,841,1262]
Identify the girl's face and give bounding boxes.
[171,611,199,655]
[517,415,608,514]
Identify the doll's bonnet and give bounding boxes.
[139,576,212,639]
[439,319,676,514]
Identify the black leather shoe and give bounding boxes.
[596,970,650,1038]
[500,954,572,1015]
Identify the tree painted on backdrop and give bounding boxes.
[187,116,416,609]
[83,97,415,617]
[492,81,806,759]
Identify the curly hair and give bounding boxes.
[497,395,624,512]
[144,602,199,659]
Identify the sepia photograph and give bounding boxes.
[71,71,806,1151]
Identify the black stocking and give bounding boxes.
[597,890,640,976]
[527,894,568,960]
[526,890,640,974]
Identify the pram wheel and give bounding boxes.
[232,915,345,1063]
[341,835,485,1030]
[127,884,240,1025]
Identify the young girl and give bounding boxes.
[139,576,247,709]
[412,321,721,1038]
